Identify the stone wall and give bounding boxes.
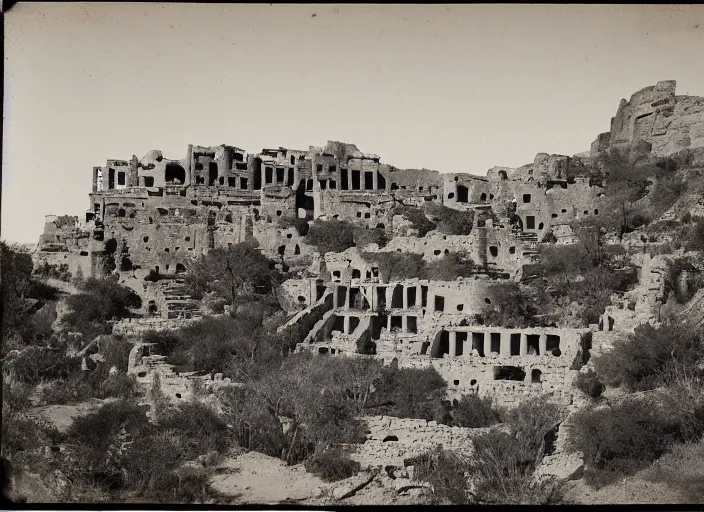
[345,415,488,468]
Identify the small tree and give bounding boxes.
[185,241,281,311]
[305,219,356,254]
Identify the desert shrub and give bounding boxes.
[362,251,427,281]
[644,441,704,502]
[460,398,565,504]
[468,430,567,504]
[67,399,230,499]
[412,448,471,504]
[40,376,95,405]
[685,217,704,252]
[305,219,356,254]
[218,385,289,459]
[365,363,448,421]
[567,397,699,487]
[482,282,552,328]
[304,446,360,482]
[451,393,501,428]
[144,314,290,379]
[353,227,388,249]
[155,402,231,459]
[7,347,80,385]
[574,369,605,399]
[592,324,704,392]
[426,204,475,235]
[1,376,62,458]
[426,251,474,280]
[63,278,141,337]
[98,373,138,400]
[219,355,378,464]
[394,206,437,237]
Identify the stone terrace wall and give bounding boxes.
[345,415,488,468]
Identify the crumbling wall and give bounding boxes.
[346,415,486,468]
[591,80,704,157]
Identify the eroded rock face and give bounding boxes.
[592,80,704,157]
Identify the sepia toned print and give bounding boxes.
[3,3,704,506]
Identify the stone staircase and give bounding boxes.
[156,277,203,320]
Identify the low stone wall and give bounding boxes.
[112,316,200,337]
[345,415,489,468]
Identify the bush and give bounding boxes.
[365,363,448,421]
[482,282,552,328]
[40,376,95,405]
[574,369,605,399]
[304,447,360,482]
[413,399,565,504]
[63,278,142,336]
[468,430,567,504]
[451,393,501,428]
[305,219,356,254]
[567,396,698,487]
[353,227,388,249]
[592,324,704,392]
[426,251,474,280]
[394,206,437,237]
[644,441,704,502]
[362,251,427,281]
[8,347,80,385]
[412,448,471,504]
[426,204,475,236]
[685,217,704,252]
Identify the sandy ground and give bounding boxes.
[566,473,689,505]
[31,397,115,432]
[209,451,327,504]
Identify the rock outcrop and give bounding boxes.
[591,80,704,159]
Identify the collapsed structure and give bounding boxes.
[35,80,703,407]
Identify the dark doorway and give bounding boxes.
[457,185,468,203]
[165,163,186,184]
[209,162,218,185]
[351,170,361,190]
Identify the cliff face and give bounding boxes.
[591,80,704,158]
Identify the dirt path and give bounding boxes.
[209,451,326,504]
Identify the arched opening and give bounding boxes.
[531,369,542,383]
[294,244,300,255]
[175,263,187,274]
[480,193,487,201]
[165,163,186,184]
[352,269,361,279]
[382,435,399,442]
[430,330,449,358]
[117,208,126,217]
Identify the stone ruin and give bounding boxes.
[35,80,703,409]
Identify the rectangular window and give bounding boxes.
[117,172,126,185]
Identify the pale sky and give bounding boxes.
[3,3,704,244]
